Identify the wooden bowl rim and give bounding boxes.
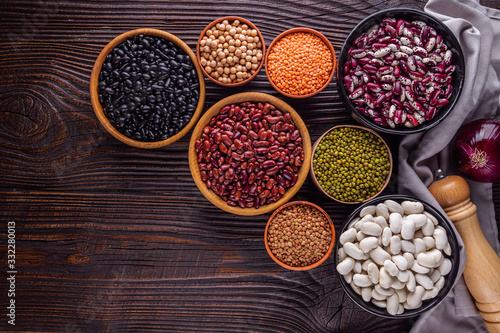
[196,16,266,88]
[309,124,393,204]
[89,28,206,149]
[264,200,336,271]
[188,92,311,216]
[265,27,336,99]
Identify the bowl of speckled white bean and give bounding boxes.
[334,194,460,318]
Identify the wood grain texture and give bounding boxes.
[0,0,499,332]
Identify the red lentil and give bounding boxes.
[267,32,333,96]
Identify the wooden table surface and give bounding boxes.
[1,1,499,332]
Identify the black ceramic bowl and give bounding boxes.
[337,8,465,135]
[334,194,460,318]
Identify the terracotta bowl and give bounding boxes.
[310,125,393,204]
[189,92,311,216]
[90,28,205,148]
[264,201,335,271]
[196,16,265,87]
[265,27,336,98]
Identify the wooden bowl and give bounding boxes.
[196,16,266,87]
[265,27,336,99]
[189,92,311,216]
[310,125,393,204]
[90,28,206,148]
[264,201,335,271]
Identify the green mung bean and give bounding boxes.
[313,127,390,202]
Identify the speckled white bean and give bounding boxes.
[374,215,388,229]
[401,240,415,253]
[415,273,434,290]
[379,267,393,289]
[367,263,379,284]
[376,203,390,220]
[390,235,401,255]
[401,219,415,240]
[361,222,383,236]
[438,258,452,276]
[387,294,400,315]
[389,212,402,234]
[353,274,373,287]
[417,252,437,268]
[382,227,392,247]
[362,287,373,302]
[340,227,357,244]
[384,259,399,277]
[385,200,404,215]
[403,252,415,268]
[402,201,424,214]
[422,219,435,236]
[360,205,376,217]
[370,246,391,265]
[407,285,425,308]
[433,229,448,250]
[360,236,379,253]
[343,242,365,260]
[336,257,355,275]
[392,255,408,270]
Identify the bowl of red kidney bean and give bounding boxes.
[337,8,465,134]
[90,28,205,148]
[189,92,311,216]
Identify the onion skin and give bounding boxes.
[451,118,500,183]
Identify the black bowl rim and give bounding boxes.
[334,194,461,318]
[337,8,466,135]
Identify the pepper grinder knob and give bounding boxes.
[428,170,500,332]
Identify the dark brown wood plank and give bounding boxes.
[0,0,498,332]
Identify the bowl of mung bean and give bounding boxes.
[189,92,311,216]
[90,28,205,148]
[337,8,465,134]
[265,27,336,98]
[265,201,335,270]
[197,16,265,87]
[310,125,393,204]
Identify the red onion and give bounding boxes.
[451,118,500,183]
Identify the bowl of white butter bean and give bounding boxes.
[335,194,460,318]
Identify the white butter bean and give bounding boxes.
[438,258,452,276]
[422,219,435,236]
[392,255,408,270]
[411,262,431,274]
[361,259,374,271]
[415,273,434,290]
[397,269,410,283]
[396,288,407,303]
[424,211,438,225]
[375,283,395,296]
[372,299,387,308]
[403,252,415,268]
[361,222,383,236]
[343,242,365,260]
[397,304,404,314]
[444,243,452,256]
[422,236,435,250]
[407,271,416,292]
[350,281,362,295]
[338,247,346,262]
[356,230,368,241]
[429,269,441,283]
[354,260,362,274]
[391,278,405,290]
[376,203,390,220]
[407,286,425,308]
[353,274,373,287]
[402,201,424,214]
[389,212,402,234]
[390,235,402,255]
[372,288,387,301]
[401,240,415,253]
[417,252,437,268]
[427,249,443,264]
[422,287,439,300]
[340,227,357,244]
[337,257,355,275]
[379,267,393,289]
[435,276,445,291]
[385,200,404,215]
[401,219,415,240]
[348,217,360,229]
[360,205,376,217]
[384,259,399,277]
[360,214,374,223]
[382,227,392,247]
[343,271,353,283]
[362,287,373,302]
[408,214,427,228]
[433,228,448,250]
[367,263,379,284]
[370,246,391,265]
[360,237,379,253]
[374,215,388,229]
[387,294,400,316]
[413,238,426,257]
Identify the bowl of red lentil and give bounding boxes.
[189,92,312,216]
[310,125,393,204]
[197,16,266,87]
[265,201,335,270]
[265,27,336,98]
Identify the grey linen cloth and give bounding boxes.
[397,0,500,332]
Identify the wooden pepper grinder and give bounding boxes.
[428,170,500,332]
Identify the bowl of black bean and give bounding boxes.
[90,28,205,148]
